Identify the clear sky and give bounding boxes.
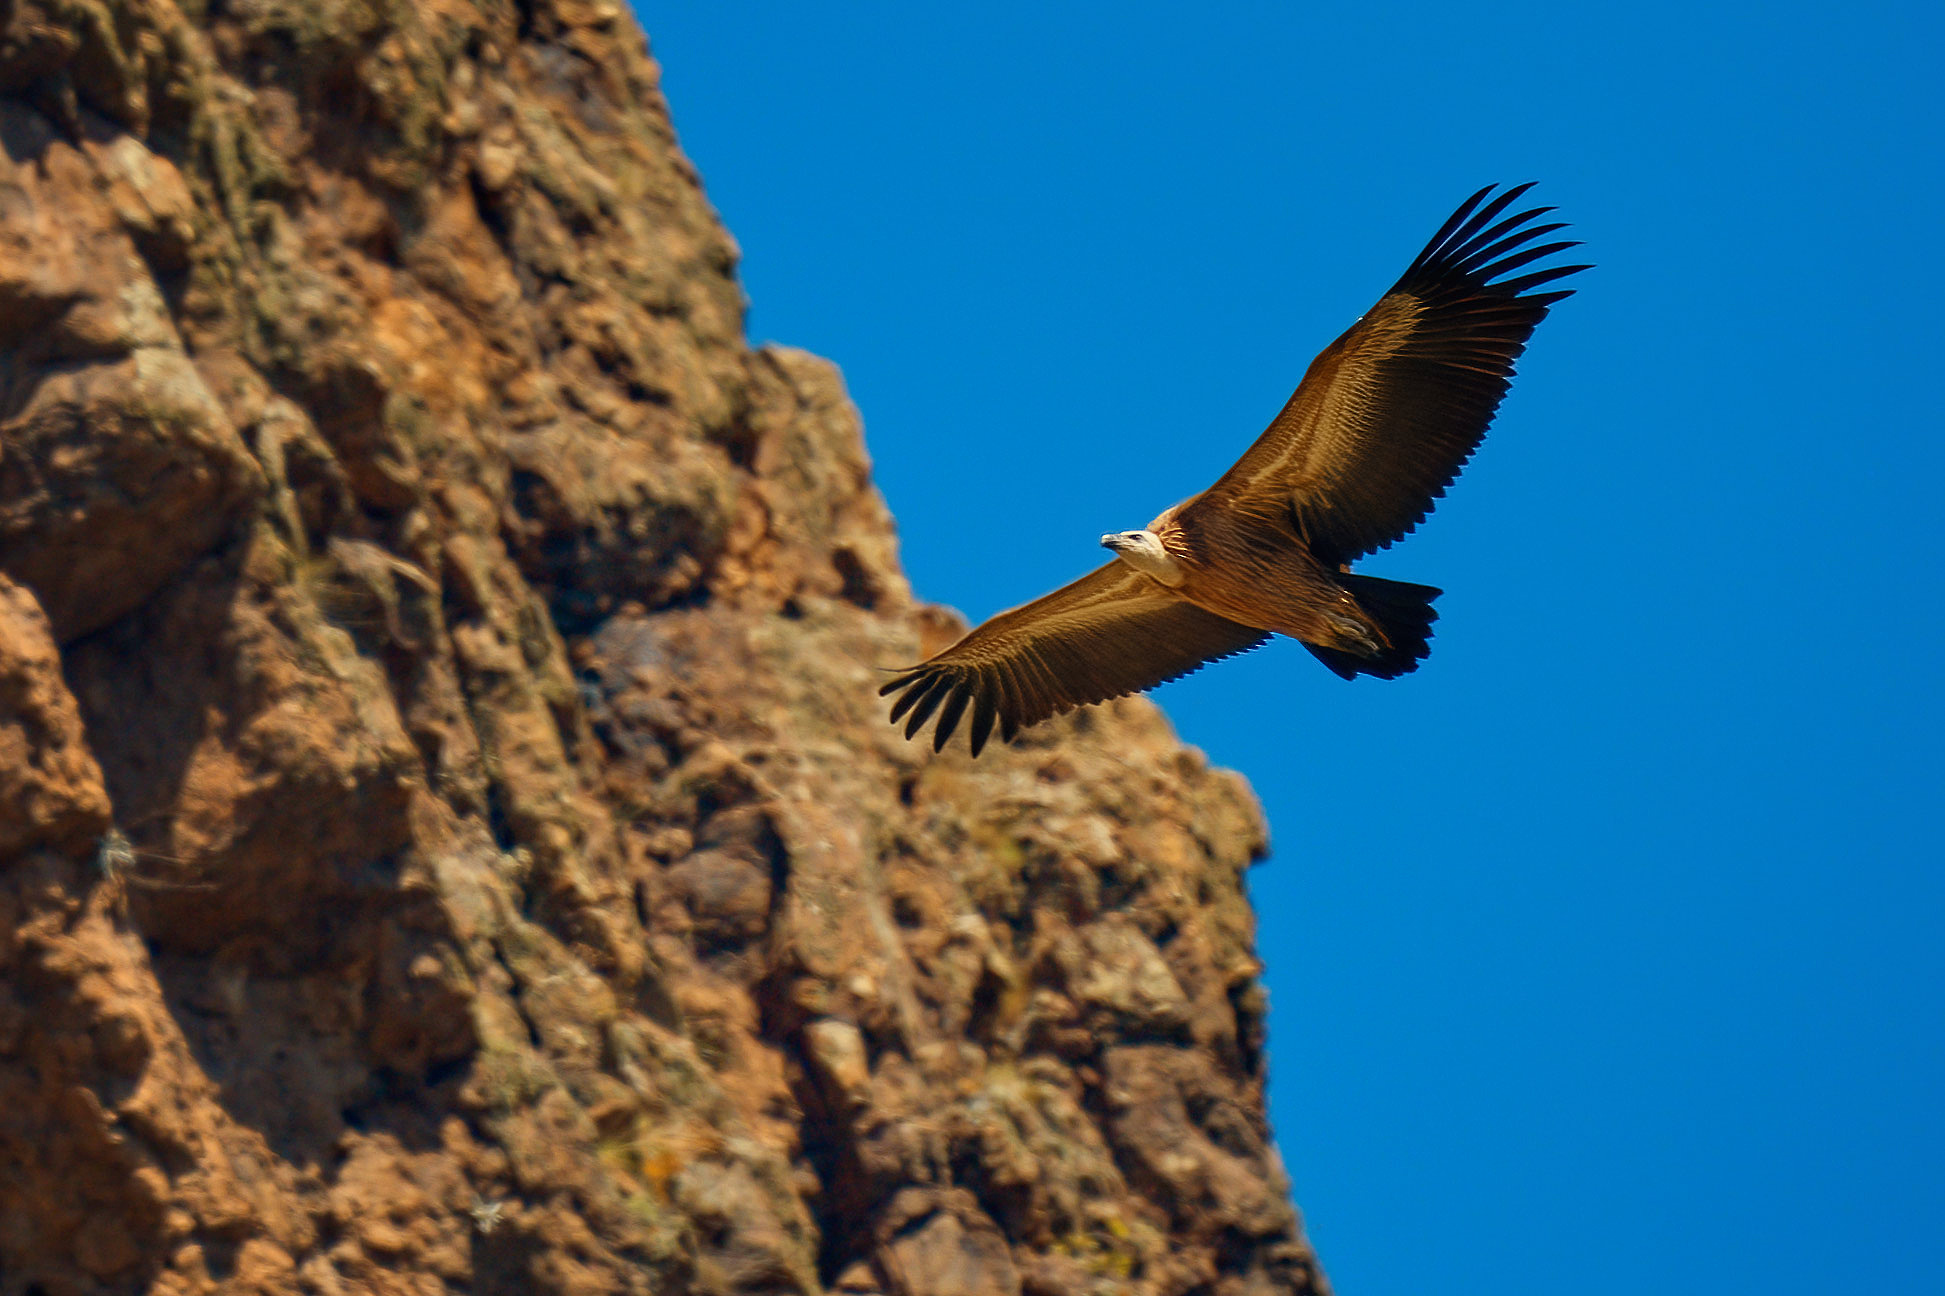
[641,5,1944,1292]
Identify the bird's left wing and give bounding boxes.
[1190,183,1589,567]
[881,563,1269,756]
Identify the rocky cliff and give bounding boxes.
[0,3,1327,1293]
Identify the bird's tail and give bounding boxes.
[1306,574,1441,680]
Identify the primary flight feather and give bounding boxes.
[883,183,1588,756]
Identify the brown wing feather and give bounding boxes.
[880,563,1269,756]
[1192,183,1589,566]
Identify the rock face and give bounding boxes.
[0,3,1328,1293]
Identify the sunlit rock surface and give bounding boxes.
[0,3,1327,1291]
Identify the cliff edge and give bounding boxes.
[0,3,1326,1292]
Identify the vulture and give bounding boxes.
[883,183,1587,756]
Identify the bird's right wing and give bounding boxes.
[1189,183,1588,567]
[881,563,1269,756]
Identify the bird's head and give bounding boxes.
[1100,529,1184,584]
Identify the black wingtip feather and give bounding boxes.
[1421,183,1497,255]
[1457,225,1573,277]
[1474,240,1584,284]
[903,676,951,739]
[1523,288,1580,308]
[1494,263,1593,296]
[1450,185,1530,248]
[969,690,997,758]
[1457,210,1561,266]
[932,684,972,752]
[888,673,944,725]
[1401,184,1587,304]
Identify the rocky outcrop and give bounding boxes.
[0,2,1327,1293]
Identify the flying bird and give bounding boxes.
[883,183,1587,756]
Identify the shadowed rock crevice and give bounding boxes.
[0,2,1329,1293]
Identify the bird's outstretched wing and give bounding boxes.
[881,563,1268,756]
[1189,183,1589,567]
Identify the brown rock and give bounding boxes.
[0,129,263,642]
[665,849,773,949]
[71,1208,142,1277]
[1074,914,1194,1038]
[879,1192,1022,1296]
[0,574,110,857]
[803,1017,871,1111]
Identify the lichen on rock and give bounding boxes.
[0,2,1328,1292]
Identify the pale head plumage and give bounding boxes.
[1100,530,1185,585]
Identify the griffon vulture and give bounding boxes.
[883,183,1587,756]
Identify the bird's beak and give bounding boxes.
[1100,534,1119,550]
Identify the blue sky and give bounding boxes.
[641,4,1944,1292]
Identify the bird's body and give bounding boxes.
[884,184,1588,756]
[1117,506,1392,654]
